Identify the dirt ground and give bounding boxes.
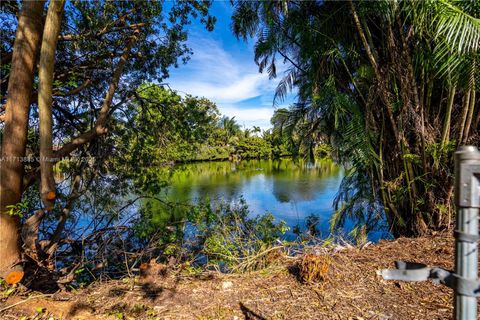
[0,233,464,319]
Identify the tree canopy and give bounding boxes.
[233,0,480,237]
[0,0,215,283]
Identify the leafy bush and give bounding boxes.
[199,199,288,269]
[134,198,289,272]
[234,137,273,159]
[314,144,332,159]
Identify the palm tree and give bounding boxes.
[220,116,241,143]
[232,0,480,237]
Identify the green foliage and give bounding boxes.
[0,278,16,299]
[262,127,296,158]
[134,198,288,272]
[233,0,480,237]
[195,145,234,161]
[125,83,222,162]
[36,307,46,314]
[235,136,272,159]
[115,83,304,166]
[5,201,29,218]
[1,0,220,278]
[198,200,289,270]
[314,144,332,159]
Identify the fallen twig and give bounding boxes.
[0,293,54,313]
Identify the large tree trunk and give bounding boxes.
[38,0,65,210]
[0,0,45,283]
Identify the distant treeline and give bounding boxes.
[125,84,331,164]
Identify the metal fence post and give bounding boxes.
[381,146,480,319]
[454,146,480,320]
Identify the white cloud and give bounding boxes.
[221,106,273,121]
[221,105,273,130]
[180,73,265,103]
[169,35,275,104]
[167,33,295,129]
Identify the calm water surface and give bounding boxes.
[156,158,348,239]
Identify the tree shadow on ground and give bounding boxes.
[139,282,165,302]
[239,302,267,320]
[22,263,60,293]
[66,302,95,318]
[108,286,127,298]
[287,263,301,282]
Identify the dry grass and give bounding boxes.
[297,254,331,284]
[0,232,465,319]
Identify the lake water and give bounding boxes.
[154,158,357,239]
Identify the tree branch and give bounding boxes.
[59,18,144,41]
[53,78,91,97]
[46,174,82,256]
[53,30,140,160]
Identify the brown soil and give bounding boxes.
[0,233,465,319]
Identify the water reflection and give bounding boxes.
[148,158,344,238]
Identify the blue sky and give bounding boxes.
[166,1,295,130]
